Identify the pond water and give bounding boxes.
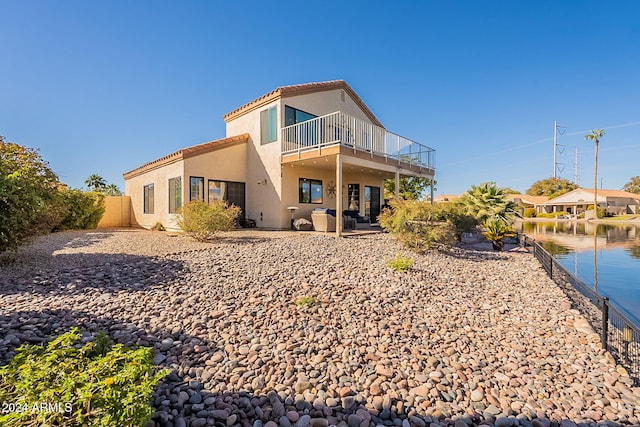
[516,221,640,324]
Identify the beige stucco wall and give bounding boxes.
[125,159,185,230]
[97,196,131,228]
[184,143,248,187]
[226,100,285,229]
[281,89,373,124]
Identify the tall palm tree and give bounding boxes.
[84,174,106,191]
[584,129,605,219]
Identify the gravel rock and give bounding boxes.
[2,229,639,427]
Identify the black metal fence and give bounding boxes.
[521,235,640,386]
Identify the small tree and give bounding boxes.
[0,139,59,251]
[176,200,240,241]
[623,176,640,194]
[526,177,577,199]
[384,177,435,201]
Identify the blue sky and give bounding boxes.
[1,1,639,196]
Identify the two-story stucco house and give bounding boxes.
[123,80,436,235]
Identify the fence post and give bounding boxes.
[601,297,609,351]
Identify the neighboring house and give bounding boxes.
[535,188,640,216]
[507,194,549,210]
[123,80,436,235]
[434,194,459,203]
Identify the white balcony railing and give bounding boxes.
[281,111,435,171]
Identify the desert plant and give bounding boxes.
[523,207,537,218]
[482,218,516,251]
[0,139,59,251]
[378,199,457,251]
[0,327,169,426]
[458,182,517,223]
[151,221,166,231]
[176,200,241,241]
[294,296,317,307]
[387,253,414,271]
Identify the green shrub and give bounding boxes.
[0,327,169,427]
[53,189,106,231]
[378,199,460,251]
[294,296,317,307]
[151,221,166,231]
[536,211,567,218]
[387,253,414,271]
[523,208,537,218]
[176,200,241,241]
[585,205,606,219]
[0,140,59,251]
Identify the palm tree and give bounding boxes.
[584,129,605,219]
[104,183,122,196]
[84,174,107,192]
[459,182,517,223]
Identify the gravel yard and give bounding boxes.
[1,228,639,427]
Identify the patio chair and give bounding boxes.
[311,209,336,232]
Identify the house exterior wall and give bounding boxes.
[226,100,284,228]
[125,159,184,230]
[281,89,373,123]
[183,143,248,206]
[281,165,384,228]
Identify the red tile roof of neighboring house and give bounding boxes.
[123,134,249,180]
[223,80,384,128]
[581,189,640,198]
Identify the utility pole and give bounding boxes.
[553,121,566,178]
[573,148,579,185]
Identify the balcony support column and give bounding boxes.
[430,178,435,204]
[394,171,400,200]
[336,154,343,237]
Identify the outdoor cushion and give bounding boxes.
[343,210,368,223]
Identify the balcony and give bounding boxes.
[281,111,435,173]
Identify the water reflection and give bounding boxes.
[516,221,640,323]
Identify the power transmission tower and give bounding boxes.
[553,121,566,178]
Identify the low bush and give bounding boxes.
[151,221,166,231]
[387,253,414,271]
[378,200,473,251]
[176,200,241,241]
[0,327,168,427]
[523,207,537,218]
[294,296,317,307]
[536,211,567,218]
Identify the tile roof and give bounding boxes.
[507,194,549,204]
[223,80,384,128]
[123,134,249,180]
[582,188,640,198]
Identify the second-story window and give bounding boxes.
[261,106,277,144]
[284,105,316,126]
